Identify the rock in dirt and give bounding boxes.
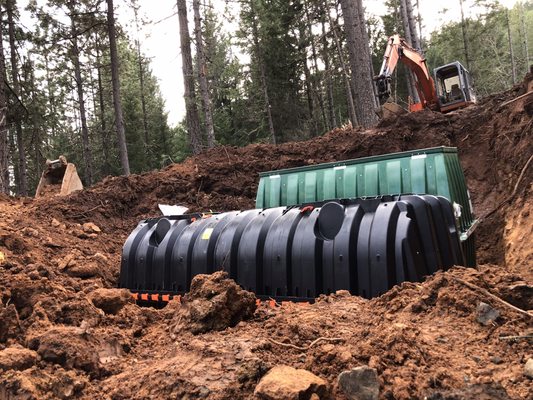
[29,326,99,374]
[0,347,39,371]
[426,383,512,399]
[476,302,500,326]
[524,358,533,379]
[82,222,101,233]
[64,261,101,279]
[0,367,87,400]
[0,303,22,343]
[254,365,328,400]
[174,271,256,334]
[0,231,27,254]
[89,288,133,314]
[338,366,379,400]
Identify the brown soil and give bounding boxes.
[0,74,531,399]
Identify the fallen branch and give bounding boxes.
[499,335,533,341]
[452,277,532,319]
[70,201,104,219]
[268,337,344,351]
[480,154,533,221]
[499,90,533,108]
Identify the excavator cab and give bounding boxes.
[434,62,476,113]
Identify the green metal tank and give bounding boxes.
[255,146,477,266]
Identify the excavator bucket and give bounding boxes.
[378,101,408,119]
[35,156,83,198]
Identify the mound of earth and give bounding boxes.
[173,271,257,334]
[0,73,531,399]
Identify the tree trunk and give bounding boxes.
[520,2,530,75]
[415,0,424,51]
[106,0,130,175]
[304,0,328,132]
[405,0,420,50]
[250,2,276,144]
[260,55,276,144]
[95,36,110,176]
[330,6,357,127]
[0,6,9,194]
[26,59,44,182]
[339,0,377,128]
[70,7,93,185]
[399,0,420,104]
[132,5,150,156]
[406,0,422,102]
[320,2,336,130]
[297,21,315,130]
[7,0,27,195]
[193,0,215,148]
[299,32,315,123]
[506,9,517,85]
[177,0,202,154]
[459,0,471,71]
[354,0,379,108]
[43,52,56,144]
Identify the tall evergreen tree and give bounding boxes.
[107,0,130,175]
[339,0,378,128]
[193,0,215,148]
[0,4,9,194]
[177,0,202,154]
[67,0,94,184]
[132,1,150,158]
[6,0,28,195]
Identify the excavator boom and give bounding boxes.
[375,35,438,111]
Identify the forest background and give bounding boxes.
[0,0,530,195]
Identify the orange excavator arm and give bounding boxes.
[375,35,438,111]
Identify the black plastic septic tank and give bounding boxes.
[237,207,284,293]
[261,208,302,298]
[121,195,466,301]
[213,209,262,280]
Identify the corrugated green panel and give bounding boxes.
[386,161,402,193]
[287,174,298,205]
[256,147,476,254]
[323,169,336,200]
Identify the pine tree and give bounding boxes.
[177,0,202,154]
[193,0,215,148]
[0,4,9,193]
[6,0,28,195]
[339,0,378,128]
[107,0,130,175]
[132,1,150,158]
[68,0,94,184]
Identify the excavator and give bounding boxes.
[375,35,476,114]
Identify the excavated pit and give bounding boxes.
[0,74,531,399]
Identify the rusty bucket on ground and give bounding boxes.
[35,155,83,198]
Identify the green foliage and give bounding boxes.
[4,0,532,195]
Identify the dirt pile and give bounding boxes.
[0,73,531,399]
[172,271,257,334]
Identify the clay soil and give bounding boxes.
[0,74,532,399]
